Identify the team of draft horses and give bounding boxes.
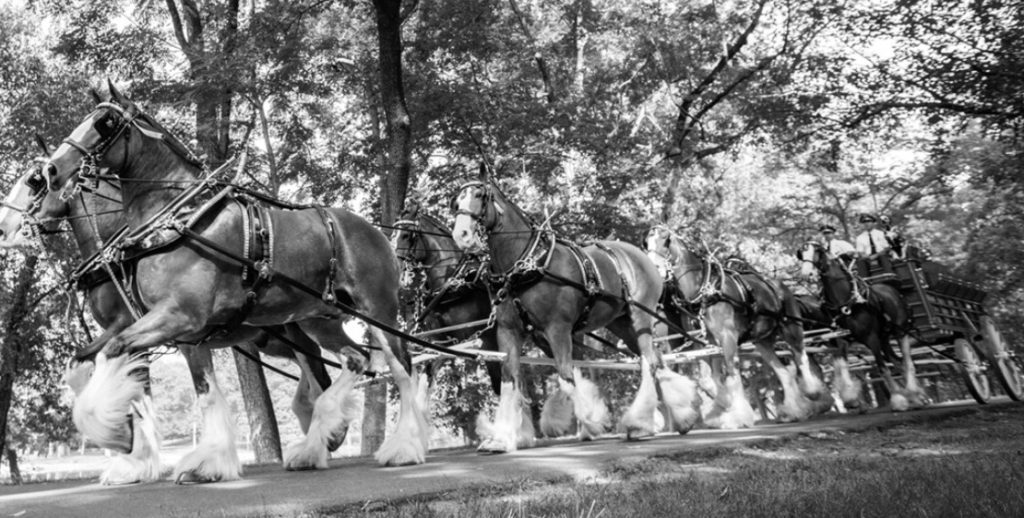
[0,86,931,485]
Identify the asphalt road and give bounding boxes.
[0,400,1006,518]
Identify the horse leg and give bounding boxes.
[781,321,834,415]
[173,345,241,483]
[353,294,429,467]
[71,351,162,483]
[611,316,700,438]
[539,318,610,442]
[82,356,162,485]
[865,332,907,412]
[480,307,534,452]
[752,342,811,422]
[832,339,865,412]
[897,335,928,408]
[703,304,755,429]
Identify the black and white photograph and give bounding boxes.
[0,0,1021,516]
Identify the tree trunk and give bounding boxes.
[232,342,282,462]
[166,0,282,463]
[5,448,21,485]
[363,0,414,457]
[0,256,39,485]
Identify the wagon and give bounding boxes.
[864,248,1024,404]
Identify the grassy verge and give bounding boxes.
[322,405,1024,517]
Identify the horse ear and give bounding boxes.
[89,88,103,105]
[107,79,126,104]
[34,134,54,156]
[478,162,489,181]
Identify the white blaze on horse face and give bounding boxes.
[0,174,34,248]
[451,189,485,252]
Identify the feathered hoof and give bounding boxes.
[704,406,754,430]
[283,441,328,471]
[172,451,241,484]
[175,470,224,485]
[477,436,515,454]
[889,393,910,412]
[374,437,426,467]
[539,390,574,438]
[669,408,702,435]
[99,455,158,485]
[623,429,652,442]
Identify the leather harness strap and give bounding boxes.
[316,207,340,303]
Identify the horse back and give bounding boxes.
[582,240,663,306]
[269,206,400,300]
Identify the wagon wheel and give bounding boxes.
[954,338,991,404]
[979,316,1024,402]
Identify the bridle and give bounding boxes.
[46,100,204,204]
[52,102,139,202]
[452,181,499,250]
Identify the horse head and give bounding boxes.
[451,164,505,253]
[0,137,70,249]
[796,241,828,280]
[393,201,429,287]
[43,83,198,221]
[41,84,142,202]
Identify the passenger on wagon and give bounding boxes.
[819,224,856,265]
[855,213,893,277]
[879,215,906,260]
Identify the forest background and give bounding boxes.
[0,0,1021,479]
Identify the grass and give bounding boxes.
[318,405,1024,518]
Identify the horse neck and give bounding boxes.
[670,240,704,300]
[485,192,536,273]
[120,136,201,227]
[820,259,854,305]
[66,186,124,257]
[420,230,463,290]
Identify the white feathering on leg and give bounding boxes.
[173,373,241,483]
[656,368,702,433]
[834,358,863,410]
[99,396,163,485]
[372,327,429,466]
[620,357,658,438]
[539,385,574,438]
[476,381,528,452]
[566,369,609,440]
[704,373,755,429]
[374,369,430,466]
[73,354,149,454]
[284,368,361,470]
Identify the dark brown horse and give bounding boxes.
[0,150,362,483]
[797,241,927,410]
[392,199,497,380]
[34,85,429,477]
[392,199,540,444]
[646,225,833,427]
[451,168,700,451]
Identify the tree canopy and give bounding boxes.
[0,0,1020,453]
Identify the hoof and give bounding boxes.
[175,470,221,485]
[477,439,512,454]
[624,427,652,441]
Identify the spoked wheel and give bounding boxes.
[955,338,991,404]
[980,316,1024,401]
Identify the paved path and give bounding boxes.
[0,401,1004,517]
